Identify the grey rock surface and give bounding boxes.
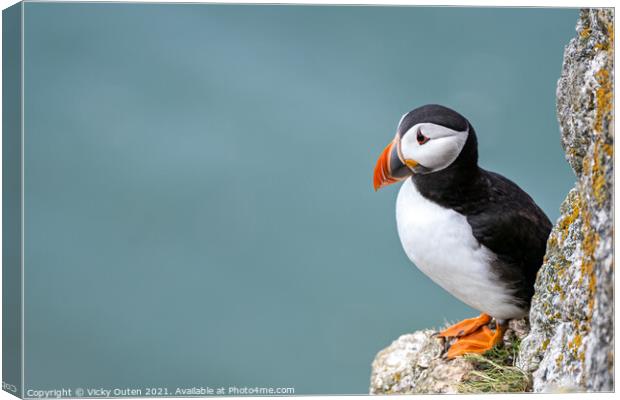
[369,321,527,394]
[369,330,474,394]
[369,8,614,394]
[517,8,614,393]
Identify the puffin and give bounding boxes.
[373,104,552,358]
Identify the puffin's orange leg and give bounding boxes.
[437,313,492,338]
[445,322,506,359]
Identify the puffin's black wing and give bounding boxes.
[466,170,552,308]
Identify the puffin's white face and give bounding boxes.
[373,104,473,191]
[399,122,469,173]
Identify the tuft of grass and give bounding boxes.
[457,338,531,393]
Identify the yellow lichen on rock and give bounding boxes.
[557,195,581,241]
[579,203,599,317]
[594,69,612,133]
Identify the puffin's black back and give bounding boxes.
[410,108,552,310]
[464,170,552,308]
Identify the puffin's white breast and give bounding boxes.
[395,179,524,319]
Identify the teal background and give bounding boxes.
[23,3,577,394]
[3,3,23,396]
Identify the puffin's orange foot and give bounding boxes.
[437,313,492,338]
[445,323,505,359]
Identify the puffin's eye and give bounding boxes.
[417,131,430,145]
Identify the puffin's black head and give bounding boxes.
[373,104,478,190]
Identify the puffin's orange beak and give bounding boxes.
[373,141,399,191]
[373,136,417,191]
